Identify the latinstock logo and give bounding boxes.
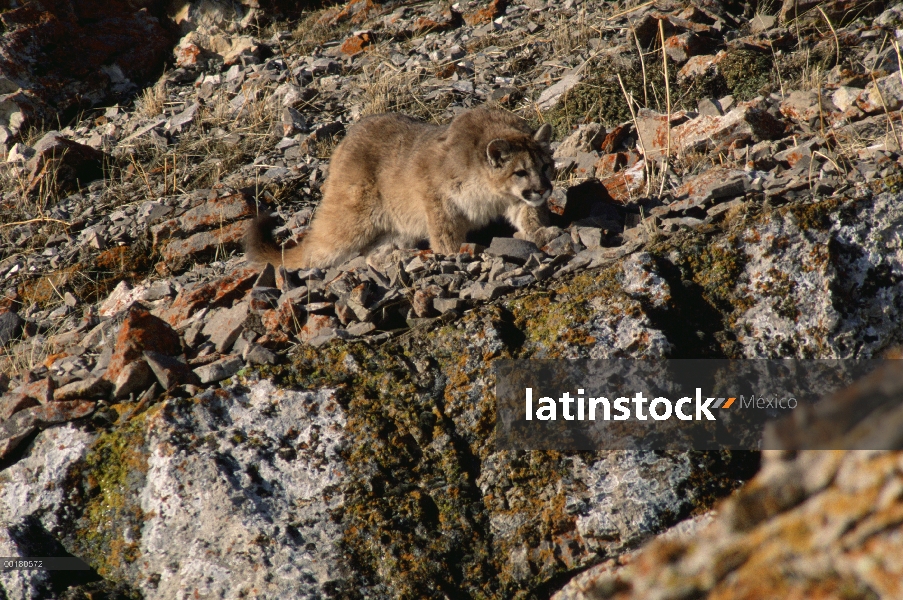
[523,388,743,422]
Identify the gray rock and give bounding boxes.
[53,376,112,401]
[111,359,153,399]
[697,97,723,117]
[433,298,463,313]
[201,302,249,353]
[254,263,277,288]
[168,102,199,133]
[554,124,606,158]
[469,281,513,300]
[144,351,201,389]
[543,234,577,257]
[0,401,95,459]
[749,13,776,33]
[0,311,24,346]
[243,344,279,365]
[194,355,243,383]
[486,238,540,264]
[576,227,603,250]
[345,321,376,336]
[537,73,582,111]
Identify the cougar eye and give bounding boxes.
[514,169,529,177]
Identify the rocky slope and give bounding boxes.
[0,0,902,598]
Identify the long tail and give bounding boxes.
[242,214,307,269]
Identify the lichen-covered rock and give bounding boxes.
[553,361,903,600]
[0,425,97,598]
[1,382,346,599]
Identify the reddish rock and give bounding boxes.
[780,89,834,123]
[411,17,447,34]
[678,53,721,80]
[0,291,21,313]
[299,314,339,343]
[663,32,705,64]
[412,289,438,318]
[210,268,257,307]
[104,304,182,384]
[334,301,358,325]
[262,299,306,334]
[0,392,40,421]
[594,153,627,178]
[463,0,506,25]
[349,283,372,307]
[160,220,249,269]
[320,0,381,25]
[774,139,821,168]
[557,361,903,599]
[339,31,373,56]
[256,331,292,347]
[43,352,71,370]
[670,103,786,155]
[159,269,255,327]
[9,377,56,410]
[248,287,281,312]
[599,124,630,154]
[634,109,691,160]
[175,41,203,67]
[599,160,646,204]
[458,243,486,258]
[152,192,255,240]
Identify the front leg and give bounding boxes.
[426,202,468,255]
[506,203,550,243]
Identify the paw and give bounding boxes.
[520,226,563,247]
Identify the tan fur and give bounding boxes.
[244,108,554,269]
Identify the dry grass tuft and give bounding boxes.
[137,80,167,118]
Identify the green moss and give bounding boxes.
[720,49,775,101]
[65,406,158,583]
[657,230,751,318]
[508,269,620,356]
[261,300,625,598]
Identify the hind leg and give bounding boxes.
[301,182,382,268]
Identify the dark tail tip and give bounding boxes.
[243,213,282,265]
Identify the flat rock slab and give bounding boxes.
[194,355,244,384]
[670,168,750,211]
[486,238,540,264]
[469,281,513,301]
[202,302,250,353]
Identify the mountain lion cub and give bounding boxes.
[245,107,554,268]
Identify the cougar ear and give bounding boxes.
[534,123,552,145]
[486,139,511,168]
